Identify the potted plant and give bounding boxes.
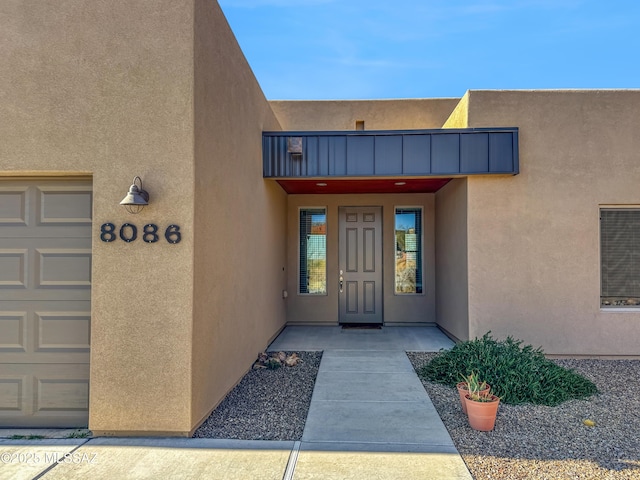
[456,373,490,414]
[463,372,500,431]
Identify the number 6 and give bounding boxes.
[165,225,182,244]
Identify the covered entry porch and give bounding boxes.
[264,128,519,330]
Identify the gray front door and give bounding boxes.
[338,206,383,324]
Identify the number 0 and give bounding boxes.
[119,223,138,243]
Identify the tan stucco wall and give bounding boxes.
[435,179,469,342]
[465,90,640,355]
[1,0,288,435]
[190,0,286,431]
[434,93,470,341]
[286,194,436,325]
[0,0,195,434]
[269,99,460,131]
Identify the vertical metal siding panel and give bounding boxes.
[270,136,278,176]
[403,134,431,174]
[262,136,270,176]
[271,137,279,177]
[431,133,460,174]
[284,137,291,176]
[347,136,375,175]
[330,136,347,175]
[374,136,402,174]
[460,133,489,173]
[268,136,276,177]
[306,137,319,176]
[489,133,515,172]
[511,131,519,174]
[278,137,289,177]
[318,136,330,176]
[266,136,276,177]
[290,137,305,177]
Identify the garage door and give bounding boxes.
[0,178,91,427]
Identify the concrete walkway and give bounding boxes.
[0,326,472,479]
[269,326,472,479]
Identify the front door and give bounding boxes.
[338,206,383,324]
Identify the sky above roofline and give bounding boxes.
[218,0,640,100]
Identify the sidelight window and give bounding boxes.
[299,208,327,294]
[395,207,423,294]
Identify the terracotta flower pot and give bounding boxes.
[464,394,500,431]
[456,382,491,414]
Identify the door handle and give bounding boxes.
[339,275,344,293]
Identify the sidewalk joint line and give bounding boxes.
[32,438,91,480]
[282,440,301,480]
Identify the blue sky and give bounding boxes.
[217,0,639,100]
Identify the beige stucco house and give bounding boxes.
[1,1,638,435]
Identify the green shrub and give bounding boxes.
[420,332,598,405]
[266,358,282,370]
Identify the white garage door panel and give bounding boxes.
[0,311,26,353]
[0,187,28,226]
[38,187,93,224]
[0,250,27,286]
[0,238,91,302]
[36,312,91,352]
[0,179,91,427]
[0,186,91,224]
[37,249,92,287]
[0,302,91,360]
[0,364,89,427]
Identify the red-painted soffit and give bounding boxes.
[276,178,452,194]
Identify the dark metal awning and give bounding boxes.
[263,128,518,194]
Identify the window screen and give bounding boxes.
[300,208,327,294]
[395,208,423,294]
[601,209,640,307]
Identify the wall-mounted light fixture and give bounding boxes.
[288,136,303,161]
[287,137,303,154]
[120,176,149,214]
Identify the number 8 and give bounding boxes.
[100,223,116,242]
[143,224,159,243]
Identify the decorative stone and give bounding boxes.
[253,351,302,369]
[285,353,300,367]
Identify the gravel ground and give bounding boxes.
[193,349,639,479]
[193,351,322,440]
[408,353,640,480]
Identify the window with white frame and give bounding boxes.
[395,207,423,294]
[299,208,327,294]
[600,208,640,307]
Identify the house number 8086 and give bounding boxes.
[100,223,182,244]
